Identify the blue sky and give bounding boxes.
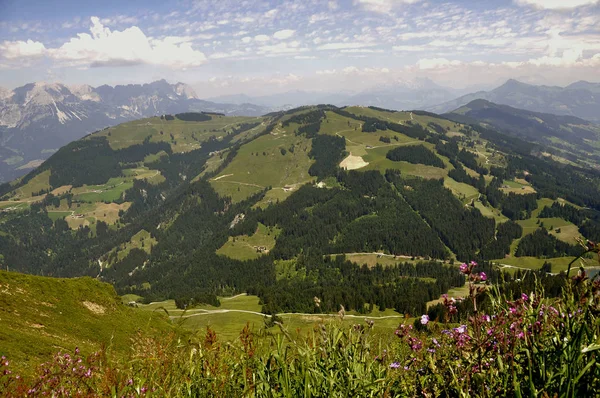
[0,0,599,97]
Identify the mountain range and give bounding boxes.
[2,103,600,309]
[445,99,600,169]
[207,78,486,110]
[429,79,600,123]
[0,80,269,182]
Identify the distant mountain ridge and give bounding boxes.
[429,79,600,123]
[206,78,483,110]
[445,99,600,169]
[0,80,270,182]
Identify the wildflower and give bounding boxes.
[389,362,401,369]
[480,272,487,281]
[127,378,134,386]
[470,261,478,267]
[456,325,467,334]
[459,263,469,274]
[420,314,429,325]
[482,315,491,322]
[521,293,529,301]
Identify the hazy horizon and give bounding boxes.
[1,0,599,97]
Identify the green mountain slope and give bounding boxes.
[0,270,173,375]
[0,106,600,320]
[446,99,600,169]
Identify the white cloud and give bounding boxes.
[527,48,585,66]
[241,36,252,44]
[273,29,295,40]
[264,9,278,18]
[354,0,421,13]
[0,39,47,59]
[317,42,374,50]
[341,49,384,53]
[2,17,207,69]
[257,41,306,56]
[393,45,425,52]
[417,58,462,69]
[254,34,270,42]
[514,0,599,9]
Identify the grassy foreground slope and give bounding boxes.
[0,271,173,375]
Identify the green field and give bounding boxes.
[474,200,509,223]
[102,229,157,266]
[97,115,263,151]
[216,223,281,260]
[210,124,315,202]
[444,177,480,203]
[492,256,579,273]
[12,169,51,199]
[141,294,404,341]
[339,253,439,268]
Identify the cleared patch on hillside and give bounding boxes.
[13,170,51,199]
[340,253,436,268]
[340,154,369,170]
[210,123,314,202]
[101,229,157,267]
[500,178,536,195]
[98,115,262,151]
[217,223,281,260]
[474,200,509,223]
[444,177,480,204]
[253,187,295,209]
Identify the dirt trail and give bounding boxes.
[212,174,233,181]
[170,309,404,320]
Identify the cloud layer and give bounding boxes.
[0,0,598,94]
[1,17,207,69]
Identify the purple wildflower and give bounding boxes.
[389,362,401,369]
[420,314,429,325]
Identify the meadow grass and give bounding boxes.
[0,271,173,377]
[210,126,314,202]
[474,200,509,223]
[444,177,480,203]
[102,229,157,266]
[97,115,261,150]
[13,169,51,199]
[216,223,281,260]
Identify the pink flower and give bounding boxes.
[470,261,478,267]
[420,314,429,325]
[459,263,469,274]
[480,272,487,281]
[521,293,529,301]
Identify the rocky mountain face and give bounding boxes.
[429,79,600,123]
[0,80,269,182]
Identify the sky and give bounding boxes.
[0,0,599,97]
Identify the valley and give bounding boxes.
[1,104,600,394]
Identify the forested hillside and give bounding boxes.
[1,105,600,315]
